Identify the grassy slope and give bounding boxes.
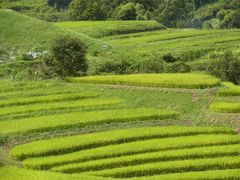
[0,9,105,54]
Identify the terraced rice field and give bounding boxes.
[0,77,239,179]
[102,29,240,56]
[67,73,221,89]
[53,21,165,38]
[11,127,240,179]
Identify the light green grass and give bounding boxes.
[11,126,232,160]
[0,98,120,117]
[52,144,240,173]
[0,108,178,135]
[0,9,105,53]
[0,166,109,180]
[217,82,240,96]
[210,102,240,113]
[53,21,164,38]
[0,9,64,51]
[0,92,98,107]
[131,169,240,180]
[23,134,240,170]
[66,73,221,89]
[91,156,240,178]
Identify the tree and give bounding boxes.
[155,0,194,28]
[48,0,71,10]
[68,0,112,20]
[45,36,88,77]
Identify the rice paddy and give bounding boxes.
[0,13,240,179]
[10,127,240,179]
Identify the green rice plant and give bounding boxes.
[23,134,240,170]
[217,82,240,96]
[66,73,221,89]
[130,169,240,180]
[0,166,110,180]
[210,102,240,113]
[0,98,120,117]
[0,92,98,107]
[51,144,240,173]
[0,108,178,135]
[91,156,240,178]
[11,126,233,160]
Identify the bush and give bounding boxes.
[45,35,88,77]
[207,51,240,84]
[166,61,191,73]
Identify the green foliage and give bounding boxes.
[155,0,194,28]
[66,73,221,89]
[45,35,88,77]
[207,51,240,84]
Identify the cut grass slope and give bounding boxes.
[0,108,178,135]
[210,102,240,113]
[23,134,240,170]
[53,21,165,38]
[66,73,221,89]
[11,126,232,160]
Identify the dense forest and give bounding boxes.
[0,0,240,28]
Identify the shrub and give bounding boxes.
[207,51,240,84]
[45,35,88,77]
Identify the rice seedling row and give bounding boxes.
[11,126,233,160]
[66,73,220,89]
[0,108,178,135]
[0,92,98,107]
[0,98,120,117]
[91,156,240,178]
[210,102,240,113]
[22,134,240,170]
[217,82,240,96]
[51,144,240,174]
[130,169,240,180]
